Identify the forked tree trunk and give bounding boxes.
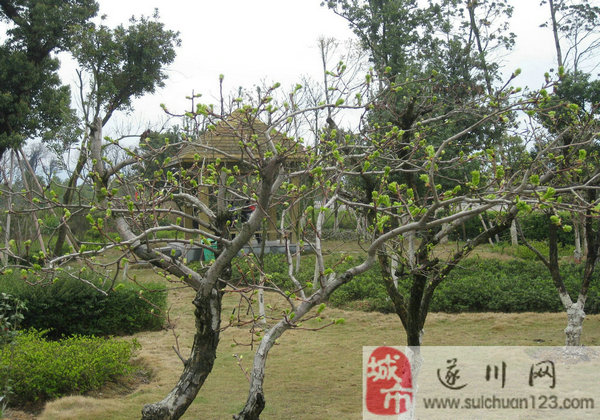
[141,287,223,420]
[545,216,597,347]
[379,253,423,346]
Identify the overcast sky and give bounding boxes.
[61,0,564,136]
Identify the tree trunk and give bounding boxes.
[333,201,339,233]
[467,0,493,94]
[510,219,518,246]
[547,221,587,347]
[16,152,46,256]
[352,208,367,239]
[573,213,582,262]
[378,253,422,346]
[312,200,327,290]
[257,275,266,327]
[405,345,423,420]
[406,328,423,346]
[582,220,588,257]
[141,287,223,420]
[2,151,14,265]
[564,301,585,346]
[548,0,564,69]
[479,214,495,246]
[407,232,416,268]
[234,321,289,420]
[295,214,305,274]
[565,192,599,347]
[391,253,399,289]
[439,223,449,244]
[54,137,89,256]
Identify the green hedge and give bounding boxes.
[329,258,600,314]
[494,240,575,261]
[429,258,599,313]
[1,329,138,406]
[322,209,357,230]
[448,211,575,245]
[231,253,314,290]
[232,254,393,312]
[0,273,166,339]
[230,253,599,314]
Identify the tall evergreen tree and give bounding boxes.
[52,10,180,256]
[0,0,98,158]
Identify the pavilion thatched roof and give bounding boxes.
[175,111,305,165]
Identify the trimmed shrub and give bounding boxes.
[1,329,139,406]
[230,251,599,314]
[0,273,166,339]
[493,240,575,261]
[231,253,395,312]
[322,209,357,230]
[1,293,27,412]
[428,258,599,313]
[328,268,393,313]
[447,211,575,245]
[328,258,599,314]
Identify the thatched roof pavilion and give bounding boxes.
[174,111,305,243]
[174,110,305,165]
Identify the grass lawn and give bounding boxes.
[17,267,598,420]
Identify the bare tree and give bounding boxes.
[17,78,365,418]
[542,0,600,73]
